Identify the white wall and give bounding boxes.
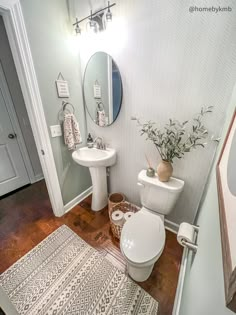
[71,0,236,226]
[179,85,236,315]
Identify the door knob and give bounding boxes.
[8,133,16,139]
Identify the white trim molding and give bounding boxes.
[172,247,189,315]
[33,173,44,183]
[164,219,179,234]
[0,286,18,315]
[64,186,93,213]
[0,0,64,216]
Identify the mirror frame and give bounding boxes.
[216,110,236,312]
[82,51,123,127]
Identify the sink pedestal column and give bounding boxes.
[89,167,108,211]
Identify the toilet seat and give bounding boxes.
[120,208,166,264]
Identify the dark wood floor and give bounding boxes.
[0,180,183,315]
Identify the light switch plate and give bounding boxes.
[50,125,62,137]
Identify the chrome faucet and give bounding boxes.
[94,137,106,150]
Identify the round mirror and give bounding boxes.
[83,52,122,127]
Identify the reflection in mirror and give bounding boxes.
[83,52,122,127]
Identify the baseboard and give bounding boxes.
[34,173,44,182]
[30,173,44,184]
[164,219,179,234]
[64,186,93,213]
[172,247,189,315]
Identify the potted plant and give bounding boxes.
[137,106,214,182]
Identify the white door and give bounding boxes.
[0,88,29,196]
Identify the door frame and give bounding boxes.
[0,0,64,216]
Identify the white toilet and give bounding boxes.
[120,170,184,282]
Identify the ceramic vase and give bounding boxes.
[157,160,173,182]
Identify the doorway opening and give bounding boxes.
[0,1,64,217]
[0,15,44,198]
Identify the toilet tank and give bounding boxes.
[138,170,184,215]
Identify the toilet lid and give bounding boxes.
[120,210,165,264]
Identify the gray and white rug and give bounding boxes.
[0,225,158,314]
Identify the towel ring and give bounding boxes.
[58,101,75,122]
[97,101,104,111]
[62,101,75,114]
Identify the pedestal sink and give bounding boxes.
[72,147,116,211]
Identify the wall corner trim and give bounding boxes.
[172,247,189,315]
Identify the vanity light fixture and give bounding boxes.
[73,2,116,35]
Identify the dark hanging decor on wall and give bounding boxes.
[73,1,116,35]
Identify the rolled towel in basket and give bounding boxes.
[124,212,134,222]
[111,210,124,226]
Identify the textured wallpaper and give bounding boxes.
[70,0,236,227]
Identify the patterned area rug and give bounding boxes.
[0,225,158,314]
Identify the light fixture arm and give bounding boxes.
[107,1,111,13]
[73,2,116,27]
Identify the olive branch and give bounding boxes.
[136,106,214,163]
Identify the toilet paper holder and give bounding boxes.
[181,225,199,252]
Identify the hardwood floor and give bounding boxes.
[0,180,183,315]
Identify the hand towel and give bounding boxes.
[97,109,106,127]
[63,113,82,150]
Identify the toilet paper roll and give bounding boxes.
[124,212,134,222]
[111,210,124,226]
[177,222,195,247]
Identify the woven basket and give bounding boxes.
[108,193,125,213]
[109,201,140,239]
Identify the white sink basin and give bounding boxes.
[72,147,116,167]
[72,146,116,211]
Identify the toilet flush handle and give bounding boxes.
[137,182,145,188]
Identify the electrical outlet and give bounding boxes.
[50,125,62,137]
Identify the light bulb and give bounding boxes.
[90,20,97,31]
[75,24,81,34]
[106,1,112,22]
[86,19,99,33]
[75,18,81,34]
[106,10,112,22]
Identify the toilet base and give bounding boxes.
[127,262,155,282]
